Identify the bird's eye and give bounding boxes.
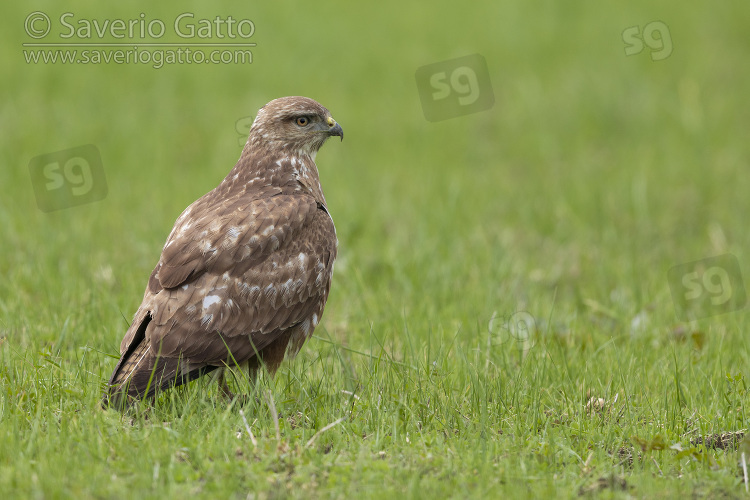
[295,116,309,127]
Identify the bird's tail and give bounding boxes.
[102,337,216,410]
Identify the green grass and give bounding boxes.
[2,0,750,497]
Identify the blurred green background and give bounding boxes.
[2,0,750,497]
[3,1,748,349]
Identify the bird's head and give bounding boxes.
[248,96,343,157]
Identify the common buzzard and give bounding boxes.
[104,96,342,409]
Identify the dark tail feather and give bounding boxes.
[102,338,217,410]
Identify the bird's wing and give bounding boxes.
[117,192,336,366]
[154,184,290,290]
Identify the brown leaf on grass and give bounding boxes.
[613,447,638,468]
[690,431,745,451]
[578,474,629,495]
[544,408,569,426]
[286,411,309,430]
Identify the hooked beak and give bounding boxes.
[326,116,344,141]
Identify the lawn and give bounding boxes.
[2,1,750,498]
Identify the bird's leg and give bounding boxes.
[245,357,264,406]
[215,363,263,406]
[247,356,261,388]
[216,368,236,400]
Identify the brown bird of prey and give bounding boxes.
[104,96,342,409]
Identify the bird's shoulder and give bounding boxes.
[152,184,330,292]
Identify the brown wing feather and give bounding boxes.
[105,194,336,407]
[152,201,335,360]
